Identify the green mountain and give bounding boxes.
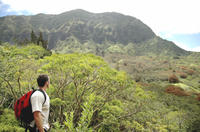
[0,9,190,56]
[1,10,200,132]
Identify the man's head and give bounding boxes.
[37,74,50,89]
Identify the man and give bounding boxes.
[30,74,50,132]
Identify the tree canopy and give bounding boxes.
[0,44,200,131]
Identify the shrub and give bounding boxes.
[0,109,24,131]
[197,94,200,101]
[181,66,195,76]
[186,69,195,76]
[135,75,141,82]
[163,60,168,64]
[165,85,189,96]
[173,56,180,59]
[64,94,95,132]
[179,73,187,79]
[124,62,127,66]
[159,75,169,81]
[169,74,179,83]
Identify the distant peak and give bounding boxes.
[60,9,93,15]
[70,9,90,12]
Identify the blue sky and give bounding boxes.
[172,34,200,49]
[0,1,31,16]
[160,32,200,52]
[0,0,199,51]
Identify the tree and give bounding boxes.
[42,40,48,50]
[0,44,51,108]
[39,53,134,130]
[37,32,48,49]
[30,30,37,44]
[37,32,44,46]
[169,74,179,83]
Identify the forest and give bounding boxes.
[0,42,200,132]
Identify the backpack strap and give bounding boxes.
[37,89,47,105]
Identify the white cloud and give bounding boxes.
[173,42,190,51]
[172,41,200,52]
[190,46,200,52]
[1,0,200,35]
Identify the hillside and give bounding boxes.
[0,44,200,131]
[0,9,189,56]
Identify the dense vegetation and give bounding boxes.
[0,43,200,132]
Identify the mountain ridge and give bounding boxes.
[0,9,190,56]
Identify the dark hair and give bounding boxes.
[37,74,49,87]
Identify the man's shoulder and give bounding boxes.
[31,90,47,105]
[31,90,44,97]
[31,90,49,101]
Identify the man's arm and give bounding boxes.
[33,111,45,132]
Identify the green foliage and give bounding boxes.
[65,112,75,132]
[18,44,51,59]
[77,94,94,131]
[131,120,145,131]
[51,98,66,106]
[0,44,200,132]
[0,108,24,132]
[106,44,125,53]
[64,94,95,132]
[0,44,51,106]
[39,52,133,127]
[99,99,124,131]
[50,121,65,132]
[174,83,200,93]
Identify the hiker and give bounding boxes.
[29,74,50,132]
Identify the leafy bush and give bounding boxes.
[64,94,95,132]
[181,66,195,76]
[186,69,195,76]
[179,72,187,79]
[0,108,24,132]
[165,85,189,96]
[169,74,179,83]
[107,45,124,53]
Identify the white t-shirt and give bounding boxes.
[30,90,50,130]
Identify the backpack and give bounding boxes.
[14,89,46,126]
